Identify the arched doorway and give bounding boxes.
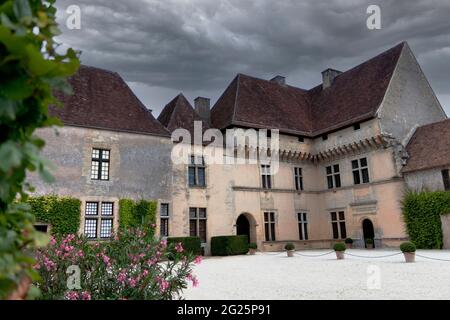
[362,219,375,248]
[236,214,250,243]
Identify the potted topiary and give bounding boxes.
[333,242,346,260]
[344,238,353,249]
[400,242,416,263]
[248,243,257,255]
[365,238,374,249]
[285,242,295,257]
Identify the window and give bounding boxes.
[330,211,346,239]
[322,134,328,141]
[34,223,49,233]
[294,167,303,191]
[297,213,308,240]
[261,165,272,189]
[188,156,206,187]
[352,157,370,184]
[264,212,276,241]
[353,123,361,130]
[189,207,207,243]
[326,164,341,189]
[91,148,110,180]
[298,136,304,142]
[267,130,272,139]
[160,203,169,237]
[84,201,114,239]
[442,169,450,191]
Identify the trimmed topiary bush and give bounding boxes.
[248,243,257,249]
[211,235,249,256]
[365,238,374,245]
[167,237,202,256]
[400,242,416,253]
[402,190,450,249]
[345,238,353,244]
[333,243,346,251]
[284,242,295,251]
[28,195,81,236]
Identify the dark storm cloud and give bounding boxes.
[55,0,450,116]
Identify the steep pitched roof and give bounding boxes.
[157,93,209,135]
[50,65,170,137]
[402,118,450,173]
[210,42,406,136]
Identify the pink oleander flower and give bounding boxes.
[128,277,137,288]
[65,291,79,300]
[175,242,184,253]
[147,258,158,266]
[142,269,149,277]
[194,255,202,265]
[117,271,127,283]
[81,291,91,300]
[50,237,57,246]
[159,279,169,293]
[43,257,56,271]
[160,239,167,248]
[151,223,157,229]
[187,273,199,288]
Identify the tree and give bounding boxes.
[0,0,79,299]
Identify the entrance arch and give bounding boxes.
[362,219,375,248]
[236,213,257,244]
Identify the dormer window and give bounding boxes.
[353,123,361,130]
[322,134,328,141]
[298,136,304,142]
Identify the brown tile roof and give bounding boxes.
[50,65,170,137]
[402,118,450,173]
[210,42,406,136]
[157,93,210,135]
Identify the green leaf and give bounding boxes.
[0,97,17,120]
[0,77,33,101]
[0,141,22,172]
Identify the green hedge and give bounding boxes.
[28,195,81,236]
[119,199,157,233]
[211,235,249,256]
[402,191,450,249]
[167,237,202,255]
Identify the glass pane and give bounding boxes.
[295,176,299,190]
[326,166,332,175]
[304,223,308,240]
[189,208,197,218]
[189,220,197,237]
[100,219,113,238]
[199,208,206,218]
[102,150,110,160]
[188,167,196,186]
[101,202,113,216]
[101,162,109,180]
[339,211,345,220]
[362,168,370,183]
[332,222,339,239]
[84,219,97,238]
[340,222,347,239]
[302,213,307,222]
[270,223,276,241]
[351,160,359,169]
[270,212,275,221]
[85,202,98,215]
[266,176,272,189]
[330,212,337,221]
[264,223,270,241]
[333,164,340,173]
[189,155,195,165]
[91,161,99,179]
[299,177,303,191]
[198,167,206,186]
[160,204,169,217]
[353,170,361,184]
[298,223,303,240]
[199,220,207,243]
[264,212,268,221]
[160,218,169,237]
[327,176,333,189]
[360,157,367,167]
[92,149,100,159]
[335,174,341,188]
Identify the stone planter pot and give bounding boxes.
[335,251,345,260]
[403,252,415,263]
[287,250,294,257]
[345,243,352,249]
[249,248,257,255]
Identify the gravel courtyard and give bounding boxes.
[183,249,450,300]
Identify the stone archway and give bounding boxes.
[236,213,257,244]
[362,219,375,248]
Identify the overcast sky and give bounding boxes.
[55,0,450,117]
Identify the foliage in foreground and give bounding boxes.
[0,0,79,298]
[402,191,450,249]
[34,225,202,300]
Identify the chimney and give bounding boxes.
[194,97,210,124]
[270,75,286,85]
[321,68,342,89]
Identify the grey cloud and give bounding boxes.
[55,0,450,116]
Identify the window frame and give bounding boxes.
[188,156,206,187]
[294,167,304,191]
[91,148,110,181]
[442,169,450,191]
[160,203,170,237]
[263,211,276,241]
[330,211,346,239]
[326,164,341,189]
[261,164,272,189]
[84,201,114,240]
[352,157,370,185]
[189,207,207,243]
[297,212,308,240]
